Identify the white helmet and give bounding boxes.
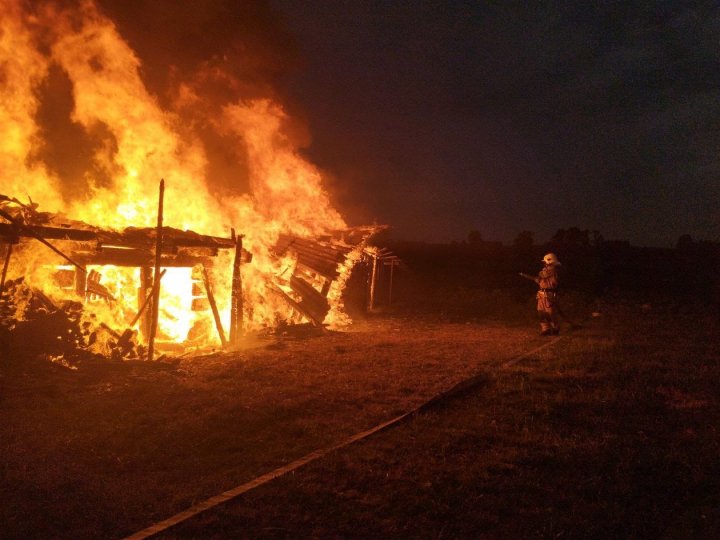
[542,253,560,266]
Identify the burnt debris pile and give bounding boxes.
[0,277,144,367]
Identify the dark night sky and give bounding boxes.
[97,1,720,247]
[269,1,720,246]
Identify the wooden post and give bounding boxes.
[229,234,244,347]
[383,258,400,306]
[388,260,395,306]
[1,242,12,291]
[74,264,87,301]
[368,253,378,311]
[202,264,227,348]
[140,266,152,341]
[147,179,164,361]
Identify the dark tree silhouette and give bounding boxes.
[467,229,483,245]
[513,230,534,251]
[676,234,694,250]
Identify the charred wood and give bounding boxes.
[0,222,96,242]
[0,278,145,366]
[230,235,244,346]
[73,248,212,268]
[1,243,12,291]
[268,285,325,328]
[0,223,234,252]
[147,179,164,362]
[202,264,227,348]
[289,276,330,323]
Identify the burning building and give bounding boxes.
[0,0,380,359]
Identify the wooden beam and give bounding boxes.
[98,228,235,250]
[0,210,87,273]
[0,222,96,242]
[147,179,164,361]
[73,248,211,268]
[202,264,227,348]
[74,265,87,300]
[0,223,234,251]
[269,285,325,328]
[290,276,330,318]
[1,243,12,291]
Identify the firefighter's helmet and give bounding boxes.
[542,253,561,266]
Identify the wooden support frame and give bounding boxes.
[368,252,378,311]
[0,210,87,273]
[1,192,243,355]
[229,233,244,347]
[147,179,165,361]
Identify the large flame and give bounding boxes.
[0,1,62,208]
[0,0,354,346]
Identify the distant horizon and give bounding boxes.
[382,230,716,250]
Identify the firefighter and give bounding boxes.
[520,253,562,336]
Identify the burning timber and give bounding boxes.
[272,227,386,327]
[0,277,145,366]
[0,195,387,365]
[0,194,244,362]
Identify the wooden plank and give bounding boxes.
[1,243,12,291]
[73,248,210,268]
[98,227,235,250]
[296,256,340,279]
[276,234,350,261]
[287,240,349,261]
[0,222,96,242]
[290,276,326,304]
[290,276,330,322]
[0,223,234,251]
[269,285,325,328]
[290,250,342,273]
[74,266,87,300]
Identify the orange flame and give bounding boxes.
[0,0,359,347]
[0,0,62,208]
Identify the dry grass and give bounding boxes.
[2,301,719,539]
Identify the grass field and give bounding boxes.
[2,297,719,538]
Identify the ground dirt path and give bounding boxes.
[3,317,547,538]
[156,307,720,539]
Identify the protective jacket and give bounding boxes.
[536,264,560,334]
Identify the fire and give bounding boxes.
[0,0,62,209]
[0,0,364,350]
